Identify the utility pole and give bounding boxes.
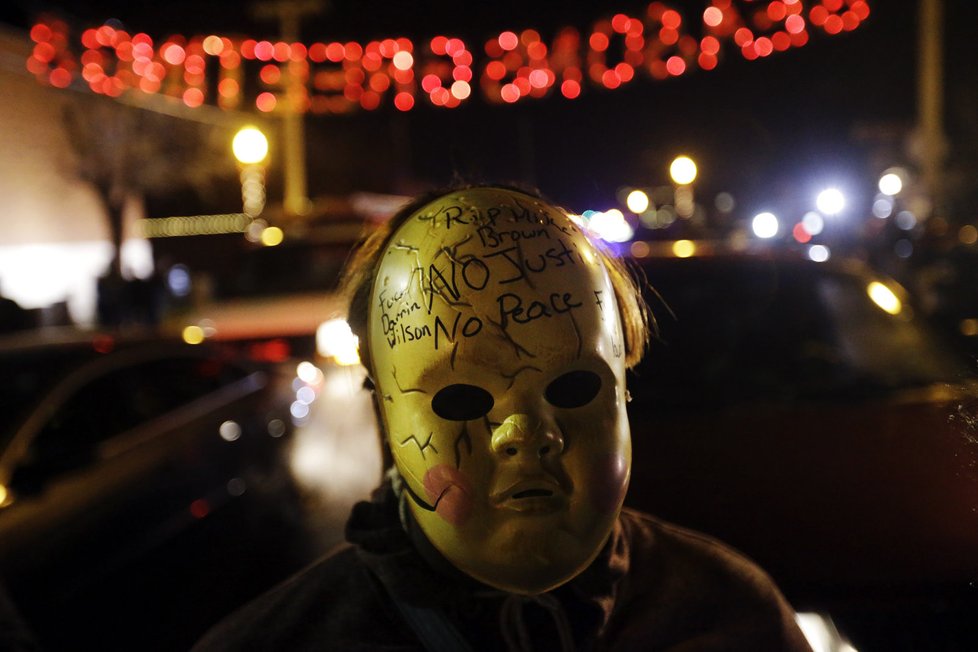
[251,0,325,217]
[917,0,945,218]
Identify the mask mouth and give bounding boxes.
[512,488,554,500]
[493,478,565,510]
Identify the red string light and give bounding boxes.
[27,1,870,112]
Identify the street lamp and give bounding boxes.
[816,188,845,216]
[625,189,650,214]
[232,126,269,165]
[878,172,904,196]
[232,126,269,219]
[752,211,779,238]
[669,155,697,219]
[669,155,697,185]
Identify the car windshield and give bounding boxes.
[631,256,970,406]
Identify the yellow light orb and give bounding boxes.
[672,239,696,258]
[867,281,902,316]
[232,126,269,165]
[960,318,978,337]
[626,189,650,214]
[182,325,206,344]
[958,224,978,245]
[669,155,697,185]
[260,226,284,246]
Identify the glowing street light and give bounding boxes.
[232,126,269,165]
[752,212,779,239]
[878,172,903,196]
[232,126,269,219]
[816,188,845,215]
[625,189,650,214]
[669,155,698,185]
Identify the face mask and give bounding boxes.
[367,187,630,594]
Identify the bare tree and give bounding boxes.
[62,95,236,279]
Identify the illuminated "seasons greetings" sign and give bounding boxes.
[27,0,870,114]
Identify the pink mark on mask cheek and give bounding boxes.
[423,464,475,526]
[589,452,629,515]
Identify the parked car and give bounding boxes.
[0,331,308,650]
[622,242,978,650]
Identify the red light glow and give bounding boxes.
[161,43,186,65]
[394,92,414,111]
[190,499,210,519]
[703,7,724,27]
[793,222,812,243]
[661,10,682,29]
[701,35,720,55]
[256,91,277,111]
[183,87,204,107]
[49,67,71,87]
[498,31,519,51]
[665,56,686,76]
[26,2,872,112]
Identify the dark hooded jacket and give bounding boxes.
[192,484,812,651]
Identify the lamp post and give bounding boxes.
[669,155,697,219]
[232,126,269,220]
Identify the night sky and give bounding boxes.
[4,1,977,219]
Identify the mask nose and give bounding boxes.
[490,414,564,460]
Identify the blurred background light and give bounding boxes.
[316,318,361,365]
[0,240,153,325]
[267,418,287,438]
[894,239,913,258]
[245,218,267,242]
[231,126,269,164]
[674,186,695,218]
[816,188,845,215]
[795,612,859,652]
[714,192,735,213]
[878,172,903,196]
[672,239,696,258]
[166,264,192,297]
[218,420,242,442]
[586,209,634,243]
[752,212,779,238]
[260,225,284,246]
[895,210,917,230]
[290,400,310,421]
[669,155,697,185]
[626,189,650,214]
[802,211,824,235]
[867,281,902,315]
[959,225,978,245]
[226,478,247,497]
[296,360,324,385]
[629,241,650,258]
[182,325,205,344]
[808,245,830,262]
[960,319,978,337]
[792,223,812,244]
[296,385,317,405]
[872,197,893,219]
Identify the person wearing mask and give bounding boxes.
[193,185,811,651]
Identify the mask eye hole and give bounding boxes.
[545,370,602,409]
[431,384,494,421]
